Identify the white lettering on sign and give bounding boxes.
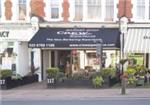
[57,31,92,35]
[143,36,150,39]
[0,31,9,37]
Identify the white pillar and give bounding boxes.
[1,0,5,21]
[33,49,42,82]
[44,0,50,21]
[79,50,85,69]
[26,0,31,22]
[12,0,18,22]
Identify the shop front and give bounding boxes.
[28,28,120,80]
[0,28,36,76]
[124,28,150,68]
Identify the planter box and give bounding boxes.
[47,77,56,88]
[0,74,38,90]
[102,77,119,88]
[136,78,145,86]
[0,77,12,89]
[56,79,92,88]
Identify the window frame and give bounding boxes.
[69,0,117,22]
[0,0,1,19]
[132,0,150,22]
[18,0,27,21]
[105,0,115,21]
[45,0,63,22]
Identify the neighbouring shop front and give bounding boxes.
[28,27,120,80]
[0,28,36,76]
[124,28,150,68]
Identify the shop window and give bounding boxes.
[8,42,14,47]
[19,0,26,20]
[87,0,101,20]
[105,0,114,21]
[50,0,59,19]
[87,53,100,70]
[128,53,144,66]
[74,0,83,21]
[0,42,16,70]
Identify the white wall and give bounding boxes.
[17,42,30,76]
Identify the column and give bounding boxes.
[54,51,58,67]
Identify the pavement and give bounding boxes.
[1,82,150,101]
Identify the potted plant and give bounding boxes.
[100,67,115,87]
[125,66,137,87]
[0,69,12,89]
[46,67,59,88]
[92,76,104,88]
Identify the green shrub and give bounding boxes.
[12,74,22,80]
[101,68,115,78]
[0,69,12,78]
[46,67,59,77]
[125,66,136,76]
[92,76,104,88]
[89,72,101,79]
[72,73,85,80]
[120,59,128,65]
[135,65,145,72]
[127,76,137,85]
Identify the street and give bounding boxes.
[1,98,150,105]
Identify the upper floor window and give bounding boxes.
[136,0,145,20]
[50,0,59,19]
[19,0,26,20]
[87,0,101,20]
[70,0,117,22]
[0,0,1,18]
[149,0,150,19]
[74,0,83,21]
[105,0,114,21]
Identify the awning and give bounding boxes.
[124,28,150,53]
[0,28,37,41]
[28,28,120,49]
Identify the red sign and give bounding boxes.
[72,49,77,55]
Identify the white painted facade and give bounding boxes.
[0,0,118,22]
[0,25,38,77]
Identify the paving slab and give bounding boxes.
[1,82,150,101]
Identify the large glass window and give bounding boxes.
[19,0,26,20]
[136,0,145,20]
[74,0,83,21]
[51,0,59,19]
[87,0,101,20]
[105,0,114,21]
[0,42,16,70]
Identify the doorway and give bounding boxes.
[42,50,71,80]
[58,50,71,73]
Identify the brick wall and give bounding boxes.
[30,0,45,18]
[5,0,12,20]
[118,0,132,19]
